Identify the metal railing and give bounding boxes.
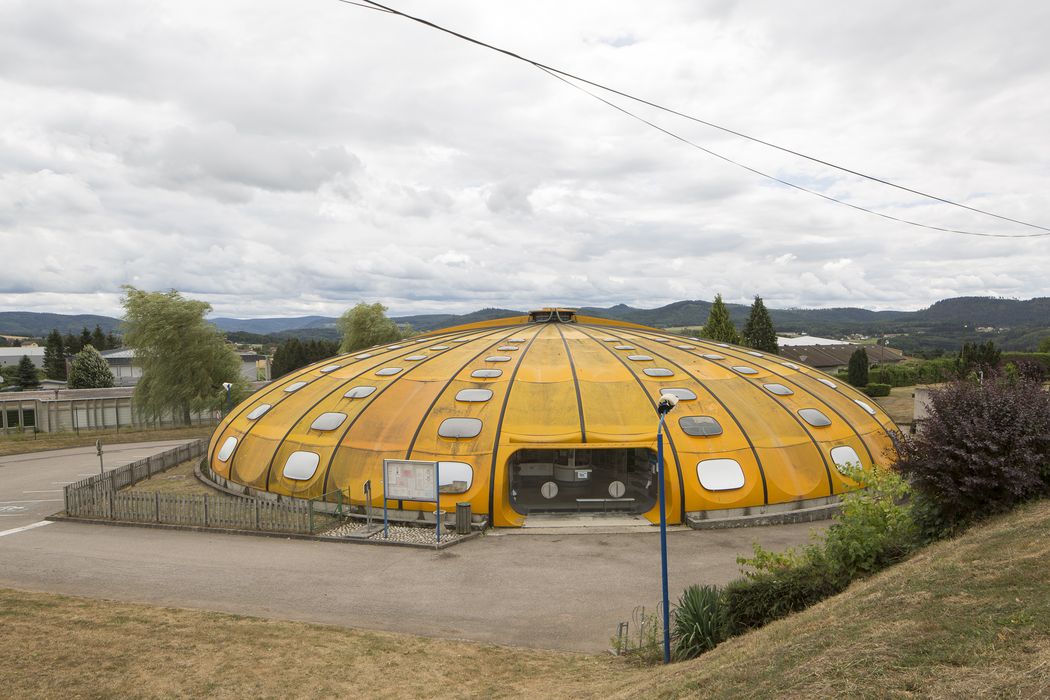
[63,440,313,534]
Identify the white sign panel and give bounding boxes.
[383,459,438,502]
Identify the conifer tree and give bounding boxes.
[742,296,779,354]
[848,347,869,387]
[701,294,741,345]
[64,332,82,354]
[68,344,115,389]
[43,329,67,380]
[91,324,107,350]
[80,327,92,350]
[15,355,41,389]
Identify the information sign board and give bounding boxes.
[383,459,438,503]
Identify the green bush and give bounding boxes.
[724,465,918,634]
[671,584,727,660]
[862,383,891,397]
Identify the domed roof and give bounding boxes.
[209,310,897,527]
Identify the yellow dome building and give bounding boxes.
[208,309,897,527]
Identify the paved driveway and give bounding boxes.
[0,441,821,652]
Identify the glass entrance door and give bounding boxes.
[507,448,657,515]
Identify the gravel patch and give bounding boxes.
[320,520,469,546]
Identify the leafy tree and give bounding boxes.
[955,341,1001,377]
[67,344,115,389]
[43,329,67,380]
[847,347,869,387]
[1038,337,1050,353]
[701,294,740,345]
[15,355,40,389]
[337,302,408,353]
[742,296,778,354]
[0,336,7,347]
[121,286,245,424]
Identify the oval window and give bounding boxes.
[246,404,271,420]
[471,369,502,379]
[217,437,237,462]
[830,445,863,474]
[676,344,695,350]
[697,459,745,491]
[438,418,483,439]
[355,353,373,359]
[628,355,653,361]
[855,399,877,415]
[782,362,800,370]
[508,338,526,343]
[746,351,763,357]
[283,451,320,481]
[799,408,832,427]
[497,346,519,351]
[320,364,341,373]
[732,366,758,375]
[438,462,473,494]
[679,416,723,436]
[404,355,426,361]
[284,381,307,393]
[455,388,493,402]
[344,386,376,399]
[644,368,673,377]
[376,367,402,376]
[661,387,697,401]
[615,345,634,350]
[485,356,511,363]
[764,383,794,396]
[818,378,838,389]
[310,412,347,431]
[430,345,450,350]
[701,353,725,360]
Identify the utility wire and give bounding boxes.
[344,0,1050,238]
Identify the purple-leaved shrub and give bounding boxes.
[895,377,1050,534]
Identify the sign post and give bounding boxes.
[382,459,441,543]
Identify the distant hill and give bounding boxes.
[0,312,122,337]
[3,296,1048,352]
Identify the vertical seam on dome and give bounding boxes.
[486,325,543,524]
[634,329,878,468]
[555,324,587,443]
[313,326,515,497]
[403,327,525,459]
[575,324,687,522]
[581,326,769,507]
[621,331,837,496]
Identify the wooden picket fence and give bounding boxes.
[63,440,312,534]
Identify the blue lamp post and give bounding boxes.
[221,382,233,417]
[655,392,679,664]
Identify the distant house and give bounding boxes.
[779,343,905,372]
[0,346,45,368]
[100,349,270,386]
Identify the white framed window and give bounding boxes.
[471,369,502,378]
[455,388,493,402]
[344,386,376,399]
[217,437,237,462]
[246,404,271,420]
[763,383,794,396]
[438,462,473,493]
[661,387,697,401]
[628,355,653,361]
[644,368,673,377]
[697,459,745,491]
[732,366,758,375]
[855,399,877,415]
[283,451,320,481]
[310,412,347,431]
[284,381,307,393]
[799,408,832,427]
[320,364,341,373]
[376,367,402,376]
[485,356,511,362]
[439,418,483,438]
[679,416,723,436]
[830,445,863,474]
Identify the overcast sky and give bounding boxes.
[1,1,1048,319]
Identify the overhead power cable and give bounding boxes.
[340,0,1050,238]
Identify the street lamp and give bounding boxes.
[221,382,233,417]
[656,392,679,664]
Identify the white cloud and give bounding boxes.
[1,0,1048,319]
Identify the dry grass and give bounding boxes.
[123,459,215,496]
[0,425,214,457]
[2,502,1048,698]
[874,386,915,427]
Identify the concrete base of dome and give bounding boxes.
[686,495,842,530]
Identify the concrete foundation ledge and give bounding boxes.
[686,495,842,530]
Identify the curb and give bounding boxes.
[45,513,482,550]
[686,502,840,530]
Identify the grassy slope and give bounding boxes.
[1,502,1047,698]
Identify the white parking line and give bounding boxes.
[0,521,54,538]
[0,499,64,504]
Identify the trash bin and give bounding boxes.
[456,502,471,534]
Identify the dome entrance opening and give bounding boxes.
[508,448,656,515]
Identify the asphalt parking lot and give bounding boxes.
[0,441,820,652]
